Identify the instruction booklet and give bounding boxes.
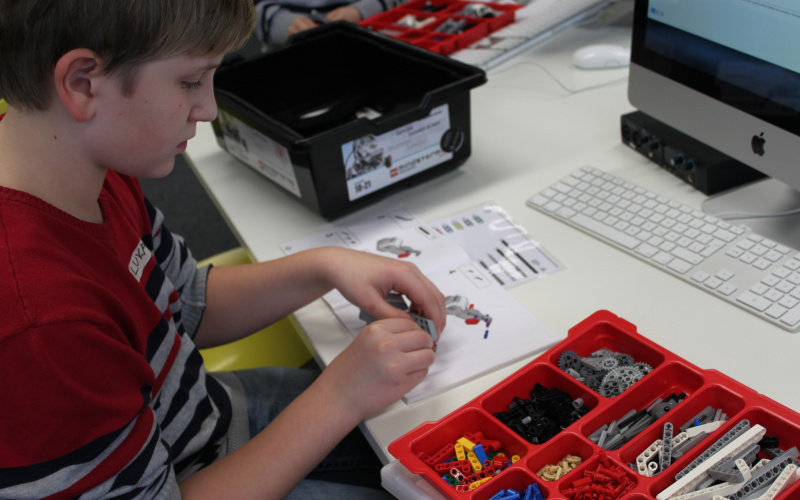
[281,203,561,403]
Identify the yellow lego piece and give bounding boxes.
[468,477,493,490]
[467,451,482,472]
[454,442,466,461]
[457,437,476,452]
[511,455,521,463]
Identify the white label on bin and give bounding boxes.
[217,110,300,197]
[343,104,454,202]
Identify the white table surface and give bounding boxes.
[185,19,800,498]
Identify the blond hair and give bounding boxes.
[0,0,256,111]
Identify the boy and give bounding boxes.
[0,1,446,499]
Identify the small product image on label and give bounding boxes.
[344,104,454,201]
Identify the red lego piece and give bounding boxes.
[424,443,455,466]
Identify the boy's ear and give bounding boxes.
[54,48,106,123]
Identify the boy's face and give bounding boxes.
[86,53,223,178]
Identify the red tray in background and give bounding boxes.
[388,310,800,499]
[359,0,520,55]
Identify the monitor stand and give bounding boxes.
[702,177,800,251]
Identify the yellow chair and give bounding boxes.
[0,99,8,114]
[197,247,313,371]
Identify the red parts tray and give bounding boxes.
[359,0,520,55]
[388,310,800,499]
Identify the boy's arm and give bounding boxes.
[144,198,207,335]
[193,246,446,349]
[345,0,408,21]
[181,315,435,499]
[256,3,316,46]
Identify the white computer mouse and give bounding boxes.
[572,44,630,70]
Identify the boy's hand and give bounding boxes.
[325,6,362,23]
[287,16,319,36]
[322,248,447,335]
[322,318,435,418]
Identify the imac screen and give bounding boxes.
[635,0,800,135]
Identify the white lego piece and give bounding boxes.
[672,431,690,448]
[686,421,726,438]
[637,439,662,477]
[753,464,797,500]
[669,459,751,500]
[656,424,766,500]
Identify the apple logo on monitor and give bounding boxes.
[751,132,766,156]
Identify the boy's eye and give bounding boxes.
[182,80,203,90]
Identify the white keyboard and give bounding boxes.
[528,166,800,332]
[450,0,610,70]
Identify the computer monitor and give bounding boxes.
[627,0,800,248]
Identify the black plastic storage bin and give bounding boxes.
[211,22,487,218]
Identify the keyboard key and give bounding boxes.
[726,247,744,258]
[671,247,703,265]
[636,243,659,258]
[766,304,788,319]
[773,267,792,279]
[668,258,693,274]
[779,307,800,326]
[737,291,772,312]
[716,269,735,281]
[568,214,641,249]
[764,289,784,302]
[753,258,772,270]
[652,252,674,266]
[785,259,800,270]
[739,253,757,264]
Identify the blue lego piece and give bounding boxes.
[473,444,489,464]
[523,485,534,500]
[523,483,544,500]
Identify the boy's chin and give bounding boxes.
[139,157,178,179]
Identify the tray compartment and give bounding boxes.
[470,468,550,500]
[523,432,595,483]
[557,453,639,499]
[578,362,705,449]
[620,384,747,481]
[552,316,666,372]
[550,312,668,398]
[480,363,598,445]
[397,407,531,497]
[647,406,800,498]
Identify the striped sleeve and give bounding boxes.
[143,198,208,338]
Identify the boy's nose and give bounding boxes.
[191,87,218,123]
